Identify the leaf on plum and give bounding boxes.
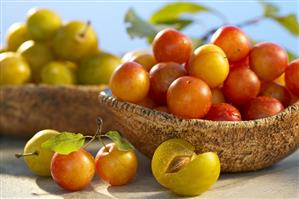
[42,132,84,155]
[105,131,134,151]
[260,0,279,17]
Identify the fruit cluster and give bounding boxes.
[1,8,121,86]
[110,27,299,121]
[17,128,138,191]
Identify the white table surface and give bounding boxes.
[1,136,298,199]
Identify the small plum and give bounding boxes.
[205,103,241,121]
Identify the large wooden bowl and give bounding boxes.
[99,89,299,172]
[0,84,110,137]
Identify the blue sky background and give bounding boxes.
[1,0,298,57]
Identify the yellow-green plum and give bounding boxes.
[0,52,31,85]
[18,129,60,176]
[26,8,62,41]
[53,21,98,61]
[152,139,220,196]
[17,40,54,82]
[6,23,31,51]
[78,52,121,85]
[41,61,76,85]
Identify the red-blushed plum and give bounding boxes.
[210,25,252,63]
[109,62,150,103]
[223,66,261,105]
[205,103,241,121]
[249,42,288,82]
[260,82,291,107]
[152,28,192,64]
[243,96,284,120]
[167,76,212,119]
[285,59,299,97]
[149,62,186,105]
[50,149,95,191]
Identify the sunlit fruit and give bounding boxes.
[243,96,284,120]
[187,44,229,88]
[17,40,54,82]
[249,42,288,82]
[26,8,62,41]
[211,88,225,104]
[78,51,121,85]
[41,61,76,85]
[17,129,60,176]
[152,139,220,196]
[95,143,138,186]
[285,59,299,97]
[210,25,251,63]
[149,62,186,105]
[53,21,98,61]
[275,73,285,86]
[121,50,147,63]
[51,149,95,191]
[260,82,291,107]
[223,66,261,105]
[128,52,157,72]
[205,103,241,121]
[0,52,31,85]
[109,62,150,103]
[152,28,192,64]
[6,23,31,51]
[167,76,212,119]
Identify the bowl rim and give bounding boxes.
[99,88,299,128]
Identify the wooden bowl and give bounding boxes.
[0,84,111,137]
[99,89,299,172]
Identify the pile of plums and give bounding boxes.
[0,8,121,86]
[110,26,299,121]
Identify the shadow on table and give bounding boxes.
[35,176,114,199]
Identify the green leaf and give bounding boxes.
[125,8,158,39]
[105,131,134,151]
[272,14,299,36]
[260,0,279,17]
[191,38,203,49]
[42,132,85,155]
[150,2,209,24]
[156,19,193,30]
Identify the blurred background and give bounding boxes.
[1,0,298,56]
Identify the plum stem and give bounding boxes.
[83,117,105,149]
[78,20,91,38]
[15,151,38,158]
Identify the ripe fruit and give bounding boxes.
[275,73,285,86]
[53,21,98,61]
[223,66,261,105]
[6,23,31,51]
[243,96,284,120]
[149,62,186,105]
[167,76,212,119]
[0,52,31,85]
[78,52,121,85]
[154,106,169,113]
[121,50,147,63]
[51,149,95,191]
[205,103,241,121]
[187,44,229,88]
[230,56,249,68]
[151,139,220,196]
[95,143,138,186]
[249,42,288,81]
[260,82,291,107]
[210,25,251,63]
[128,52,157,72]
[17,40,54,82]
[211,88,225,104]
[152,28,192,64]
[17,129,60,176]
[26,8,62,41]
[285,59,299,97]
[41,61,76,85]
[135,97,157,109]
[109,62,150,103]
